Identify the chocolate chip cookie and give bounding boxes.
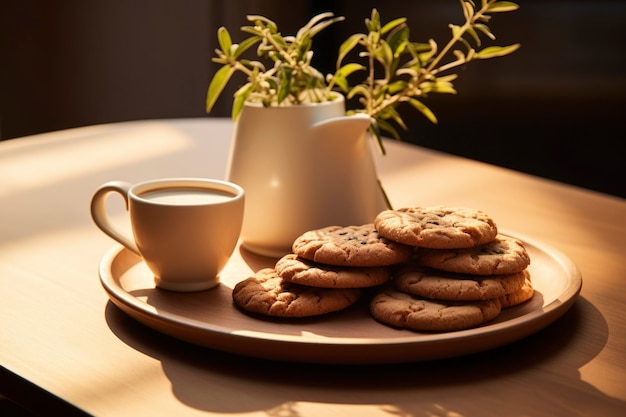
[232,268,361,317]
[394,265,528,301]
[417,234,530,275]
[374,206,498,248]
[498,274,534,308]
[370,287,502,332]
[292,224,413,267]
[275,253,391,288]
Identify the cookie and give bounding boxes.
[498,274,534,308]
[275,253,391,288]
[292,224,413,267]
[394,265,528,301]
[374,206,498,249]
[417,234,530,275]
[370,288,502,332]
[232,268,361,317]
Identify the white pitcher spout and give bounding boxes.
[311,113,372,139]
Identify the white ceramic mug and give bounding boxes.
[90,178,245,292]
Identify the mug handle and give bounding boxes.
[90,180,140,255]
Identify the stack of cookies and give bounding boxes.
[370,206,534,332]
[232,224,413,318]
[232,206,534,333]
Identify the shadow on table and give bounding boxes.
[104,294,624,417]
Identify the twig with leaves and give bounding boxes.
[207,13,344,120]
[206,0,520,153]
[331,0,520,153]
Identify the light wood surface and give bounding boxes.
[1,118,625,416]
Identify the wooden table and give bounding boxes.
[1,119,625,416]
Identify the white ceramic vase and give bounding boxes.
[226,94,389,258]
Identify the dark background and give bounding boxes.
[1,0,625,198]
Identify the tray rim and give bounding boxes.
[99,231,582,363]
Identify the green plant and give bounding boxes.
[206,0,520,153]
[333,0,520,152]
[206,12,344,119]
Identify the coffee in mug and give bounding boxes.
[90,178,245,291]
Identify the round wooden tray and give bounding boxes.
[99,232,582,364]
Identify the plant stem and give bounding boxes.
[425,0,489,73]
[262,28,298,67]
[368,89,402,118]
[367,1,494,118]
[367,47,376,115]
[431,58,466,76]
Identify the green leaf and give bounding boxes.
[386,25,409,58]
[347,84,371,101]
[473,23,495,41]
[297,12,343,40]
[240,25,261,37]
[380,17,407,35]
[247,15,278,33]
[380,105,407,131]
[374,118,401,141]
[332,77,349,92]
[271,34,288,50]
[307,15,345,39]
[336,62,366,78]
[374,41,393,67]
[487,1,520,13]
[411,41,434,53]
[367,9,381,32]
[475,43,521,59]
[233,35,261,58]
[337,34,363,67]
[239,59,265,71]
[232,83,254,120]
[406,41,434,67]
[277,70,292,103]
[422,81,457,94]
[206,65,235,113]
[407,98,438,124]
[386,80,408,94]
[437,74,459,83]
[395,67,419,78]
[297,12,332,37]
[461,0,474,21]
[217,27,232,55]
[368,119,387,155]
[297,35,312,61]
[466,26,482,46]
[331,63,365,91]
